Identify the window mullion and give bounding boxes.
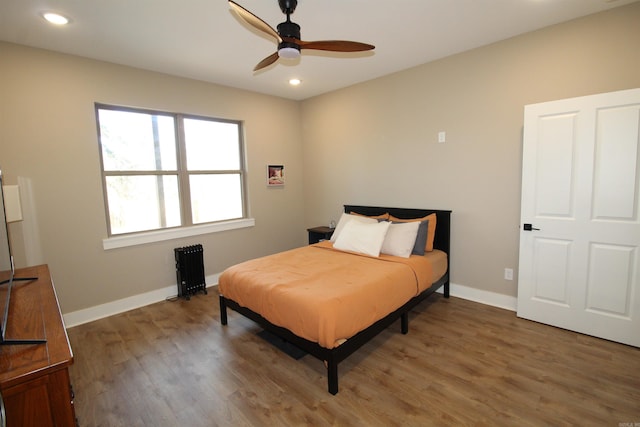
[175,115,192,226]
[151,115,167,228]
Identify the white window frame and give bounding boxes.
[95,104,253,250]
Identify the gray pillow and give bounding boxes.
[411,220,429,256]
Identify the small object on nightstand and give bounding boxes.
[307,226,334,244]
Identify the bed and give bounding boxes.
[218,205,451,394]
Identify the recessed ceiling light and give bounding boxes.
[42,12,70,25]
[289,78,301,86]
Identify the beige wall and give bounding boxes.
[300,3,640,297]
[0,42,305,313]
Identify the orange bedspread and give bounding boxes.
[219,241,440,349]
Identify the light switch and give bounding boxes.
[438,131,446,143]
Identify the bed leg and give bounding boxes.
[327,358,339,395]
[401,312,409,334]
[219,295,228,325]
[444,281,450,298]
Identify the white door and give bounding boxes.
[517,88,640,348]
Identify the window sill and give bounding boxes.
[102,218,255,250]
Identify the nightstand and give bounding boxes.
[307,226,334,244]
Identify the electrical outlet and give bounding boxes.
[438,131,446,143]
[504,268,513,281]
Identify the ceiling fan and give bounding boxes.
[229,0,375,72]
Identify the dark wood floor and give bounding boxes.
[67,290,640,426]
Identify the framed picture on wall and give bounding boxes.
[267,164,284,186]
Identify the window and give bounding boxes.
[95,104,247,237]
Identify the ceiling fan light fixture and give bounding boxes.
[278,47,300,59]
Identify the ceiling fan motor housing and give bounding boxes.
[277,20,301,52]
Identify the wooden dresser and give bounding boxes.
[0,265,76,427]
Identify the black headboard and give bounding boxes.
[344,205,451,257]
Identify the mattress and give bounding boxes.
[219,241,447,348]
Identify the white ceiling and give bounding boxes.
[0,0,636,100]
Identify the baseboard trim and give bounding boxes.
[63,273,220,328]
[440,282,517,312]
[64,276,515,328]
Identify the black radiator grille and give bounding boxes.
[174,244,207,299]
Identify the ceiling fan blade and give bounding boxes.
[229,0,282,43]
[292,39,375,52]
[254,52,280,72]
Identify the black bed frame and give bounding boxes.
[219,205,451,395]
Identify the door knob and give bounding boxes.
[523,223,540,231]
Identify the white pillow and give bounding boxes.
[329,213,377,243]
[380,221,420,258]
[333,220,391,257]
